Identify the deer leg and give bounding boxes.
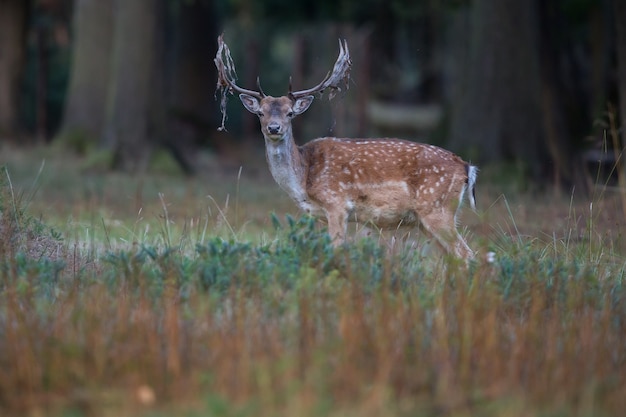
[419,209,474,261]
[325,208,349,246]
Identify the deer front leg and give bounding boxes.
[324,208,349,246]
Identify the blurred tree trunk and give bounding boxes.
[0,0,28,137]
[537,0,575,187]
[589,1,613,120]
[57,0,113,146]
[449,0,546,179]
[104,0,157,173]
[615,0,626,155]
[59,0,218,173]
[162,0,219,174]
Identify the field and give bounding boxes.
[1,144,626,417]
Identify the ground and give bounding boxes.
[1,143,625,417]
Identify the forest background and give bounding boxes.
[1,0,625,187]
[3,1,626,416]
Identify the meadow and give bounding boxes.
[1,145,625,417]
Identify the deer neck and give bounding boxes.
[264,131,308,204]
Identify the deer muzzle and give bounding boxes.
[267,122,281,135]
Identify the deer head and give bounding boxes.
[214,34,351,143]
[238,95,313,142]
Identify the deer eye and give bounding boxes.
[287,111,294,118]
[257,112,264,117]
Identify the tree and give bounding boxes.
[160,0,219,174]
[0,0,28,137]
[615,0,626,157]
[57,0,113,146]
[59,0,219,173]
[103,0,157,172]
[536,0,575,186]
[448,0,546,179]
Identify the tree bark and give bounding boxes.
[537,0,574,187]
[615,0,626,155]
[104,0,157,173]
[161,0,219,174]
[165,1,217,127]
[0,0,28,137]
[58,0,113,145]
[448,0,545,178]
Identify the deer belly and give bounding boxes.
[349,183,418,228]
[351,204,418,228]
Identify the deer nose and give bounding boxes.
[267,122,281,135]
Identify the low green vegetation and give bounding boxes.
[0,149,625,417]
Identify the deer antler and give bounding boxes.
[214,34,264,131]
[289,39,352,100]
[214,35,351,131]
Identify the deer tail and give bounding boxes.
[465,164,478,211]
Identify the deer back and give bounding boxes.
[299,137,471,226]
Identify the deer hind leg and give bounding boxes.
[418,209,474,261]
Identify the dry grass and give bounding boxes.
[0,145,625,417]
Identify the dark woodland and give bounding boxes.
[0,0,624,186]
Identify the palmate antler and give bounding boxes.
[289,39,352,100]
[214,34,263,131]
[214,34,352,131]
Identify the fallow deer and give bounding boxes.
[215,35,478,260]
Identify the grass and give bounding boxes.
[1,144,626,416]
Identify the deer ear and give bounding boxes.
[292,95,314,115]
[240,94,261,114]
